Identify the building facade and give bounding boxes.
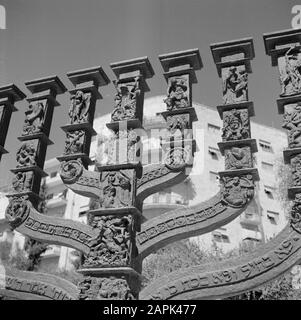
[0,96,288,270]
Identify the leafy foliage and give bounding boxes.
[23,238,48,271]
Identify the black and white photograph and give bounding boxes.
[0,0,300,311]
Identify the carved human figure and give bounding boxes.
[69,91,90,124]
[98,171,132,208]
[164,77,189,111]
[84,215,132,267]
[12,171,34,192]
[64,130,85,155]
[222,109,249,141]
[282,103,301,148]
[111,77,140,122]
[222,67,248,104]
[16,142,37,167]
[224,147,252,170]
[166,114,190,139]
[280,46,301,97]
[23,102,45,135]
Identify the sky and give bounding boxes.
[0,0,297,187]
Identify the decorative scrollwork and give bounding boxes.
[221,174,254,208]
[137,165,170,188]
[60,159,83,184]
[5,196,31,229]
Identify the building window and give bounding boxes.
[212,231,230,243]
[208,147,219,160]
[208,123,220,135]
[79,210,87,217]
[242,237,260,244]
[264,185,275,199]
[261,161,274,172]
[50,171,57,178]
[46,193,54,200]
[267,211,279,225]
[209,171,219,183]
[259,140,273,153]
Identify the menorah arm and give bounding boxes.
[59,159,102,199]
[0,267,78,300]
[137,183,254,259]
[137,163,189,202]
[140,224,301,300]
[59,160,189,204]
[5,197,98,255]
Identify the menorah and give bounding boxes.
[0,28,301,300]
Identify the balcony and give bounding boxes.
[241,229,262,242]
[240,212,261,228]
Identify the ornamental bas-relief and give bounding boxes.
[98,170,133,209]
[64,130,85,155]
[222,66,248,104]
[16,142,38,168]
[69,91,91,124]
[83,214,133,268]
[22,102,45,136]
[279,46,301,97]
[164,76,190,111]
[282,103,301,148]
[222,109,250,141]
[78,276,135,300]
[224,146,252,170]
[111,77,140,122]
[221,174,254,208]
